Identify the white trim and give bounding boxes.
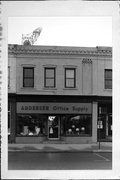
[21,64,36,67]
[63,65,77,68]
[43,64,57,68]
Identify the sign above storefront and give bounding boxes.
[17,102,92,114]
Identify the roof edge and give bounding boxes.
[8,44,112,56]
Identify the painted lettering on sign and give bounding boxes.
[21,106,49,111]
[17,103,92,114]
[72,106,88,112]
[53,106,69,111]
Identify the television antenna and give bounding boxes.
[22,27,42,45]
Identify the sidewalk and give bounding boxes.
[8,142,112,153]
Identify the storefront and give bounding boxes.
[98,103,112,141]
[8,94,112,144]
[16,102,93,143]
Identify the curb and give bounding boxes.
[93,150,112,153]
[8,149,112,153]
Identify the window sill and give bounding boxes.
[104,89,112,91]
[63,88,78,90]
[43,87,57,90]
[21,87,35,89]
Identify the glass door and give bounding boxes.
[48,115,60,139]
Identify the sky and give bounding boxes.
[8,16,112,47]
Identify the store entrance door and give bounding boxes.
[48,115,60,140]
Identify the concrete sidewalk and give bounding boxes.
[8,142,112,153]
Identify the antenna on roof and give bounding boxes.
[22,27,42,45]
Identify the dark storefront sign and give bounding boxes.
[17,102,92,114]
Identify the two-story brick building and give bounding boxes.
[8,44,112,144]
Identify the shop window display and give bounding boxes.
[17,114,92,137]
[61,115,92,136]
[17,114,47,136]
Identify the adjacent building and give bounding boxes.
[8,44,112,144]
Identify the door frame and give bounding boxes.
[47,115,60,140]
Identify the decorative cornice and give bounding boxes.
[8,44,112,57]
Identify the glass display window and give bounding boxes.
[61,114,92,136]
[17,114,47,136]
[17,114,92,137]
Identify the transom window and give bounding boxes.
[44,68,56,88]
[65,68,76,88]
[23,67,34,87]
[105,69,112,89]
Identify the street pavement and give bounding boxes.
[8,151,112,170]
[8,142,112,170]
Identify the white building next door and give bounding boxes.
[48,116,60,140]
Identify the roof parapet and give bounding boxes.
[8,44,112,56]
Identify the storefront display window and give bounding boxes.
[17,114,47,136]
[61,115,92,136]
[17,113,92,137]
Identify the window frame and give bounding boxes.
[23,67,34,88]
[104,69,112,89]
[65,68,76,88]
[44,67,56,88]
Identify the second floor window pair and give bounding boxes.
[23,67,76,88]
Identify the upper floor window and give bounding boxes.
[105,69,112,89]
[44,67,56,88]
[23,67,34,87]
[65,68,76,88]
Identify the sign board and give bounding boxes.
[97,125,103,129]
[17,102,92,114]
